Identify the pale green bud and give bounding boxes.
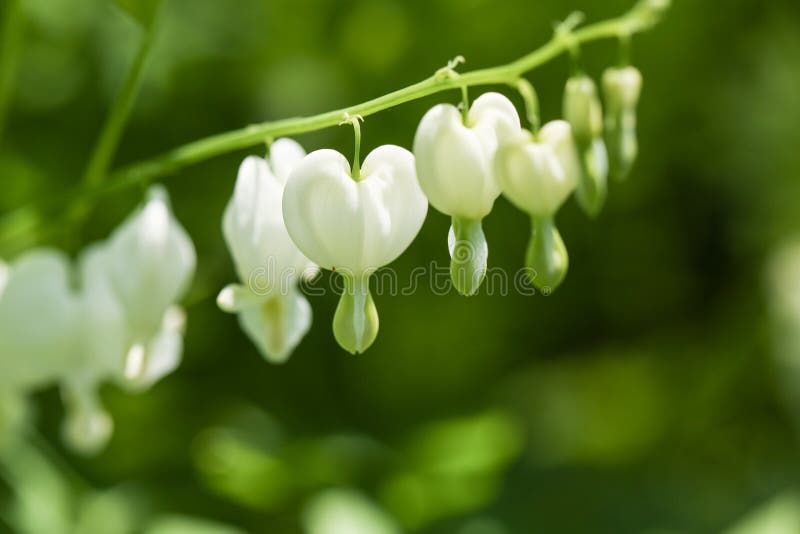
[526,217,569,293]
[603,66,643,181]
[333,275,379,354]
[564,75,609,217]
[448,216,488,296]
[564,75,604,144]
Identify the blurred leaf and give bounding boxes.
[114,0,161,28]
[73,490,137,534]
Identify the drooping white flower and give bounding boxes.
[218,139,316,363]
[283,145,427,353]
[104,185,195,390]
[413,92,521,295]
[0,249,81,392]
[564,75,609,217]
[603,66,643,181]
[58,244,127,455]
[494,120,581,292]
[494,120,580,218]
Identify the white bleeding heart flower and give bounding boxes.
[57,244,127,455]
[603,66,643,181]
[494,120,581,292]
[218,139,317,363]
[494,120,579,218]
[104,185,195,390]
[283,145,427,354]
[0,249,81,392]
[564,75,609,216]
[413,92,521,295]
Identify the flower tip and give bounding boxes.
[216,286,237,313]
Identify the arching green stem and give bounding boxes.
[450,216,488,296]
[515,78,540,133]
[526,216,568,293]
[333,274,379,354]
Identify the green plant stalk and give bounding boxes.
[80,12,159,189]
[0,0,24,145]
[0,0,668,251]
[106,2,665,189]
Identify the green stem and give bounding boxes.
[514,78,540,133]
[81,11,160,190]
[0,1,668,248]
[104,3,665,189]
[0,0,24,145]
[460,85,470,124]
[344,115,363,179]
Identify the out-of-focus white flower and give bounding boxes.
[218,139,316,363]
[283,145,427,353]
[413,92,521,295]
[104,185,195,390]
[0,249,81,392]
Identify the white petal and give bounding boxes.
[238,288,312,364]
[283,149,363,271]
[121,306,185,391]
[0,249,81,391]
[359,145,428,269]
[76,244,128,379]
[413,104,492,219]
[216,283,267,313]
[223,156,312,295]
[269,137,307,185]
[413,92,520,219]
[283,147,427,273]
[494,121,578,217]
[106,186,196,342]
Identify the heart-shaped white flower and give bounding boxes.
[494,120,580,218]
[494,120,581,292]
[218,138,317,363]
[413,92,521,295]
[283,145,427,353]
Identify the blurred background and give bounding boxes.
[2,0,800,532]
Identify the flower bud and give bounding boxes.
[603,66,643,181]
[219,140,316,363]
[564,76,603,143]
[526,217,569,292]
[414,92,521,295]
[563,75,609,216]
[283,145,427,353]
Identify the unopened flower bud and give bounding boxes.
[603,66,643,181]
